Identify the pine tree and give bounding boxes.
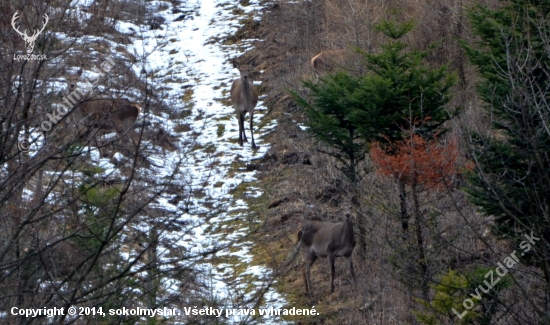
[293,19,457,184]
[293,72,367,183]
[461,0,550,304]
[293,18,457,264]
[353,19,457,237]
[352,19,457,146]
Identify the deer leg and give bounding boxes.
[97,138,107,158]
[328,253,335,293]
[302,262,308,296]
[97,135,114,158]
[347,255,356,286]
[128,130,139,147]
[304,254,317,297]
[118,128,139,153]
[115,123,131,144]
[237,113,244,146]
[241,112,248,143]
[249,110,256,148]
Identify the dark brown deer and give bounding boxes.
[64,69,141,154]
[230,60,258,148]
[20,239,82,292]
[310,50,360,78]
[298,213,357,297]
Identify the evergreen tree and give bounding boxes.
[293,18,458,274]
[415,268,512,325]
[293,72,367,183]
[293,19,456,184]
[352,19,456,147]
[461,0,550,303]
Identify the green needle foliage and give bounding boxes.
[415,269,476,325]
[292,17,457,183]
[293,72,367,183]
[415,268,512,325]
[461,0,550,274]
[353,19,457,146]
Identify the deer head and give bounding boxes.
[12,12,49,54]
[64,68,83,95]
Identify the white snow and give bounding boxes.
[118,0,286,323]
[14,0,286,323]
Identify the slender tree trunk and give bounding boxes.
[412,182,429,300]
[348,127,358,184]
[146,228,159,309]
[541,239,550,311]
[398,180,409,240]
[351,189,366,260]
[349,154,357,184]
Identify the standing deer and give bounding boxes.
[298,213,357,297]
[230,60,258,149]
[310,49,361,78]
[64,69,141,155]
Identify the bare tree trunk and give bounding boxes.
[351,189,367,260]
[146,228,159,309]
[412,182,428,300]
[399,180,409,240]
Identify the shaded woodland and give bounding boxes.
[248,0,550,324]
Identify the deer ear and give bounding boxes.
[231,60,239,68]
[248,59,255,66]
[76,68,83,76]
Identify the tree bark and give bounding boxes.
[399,180,409,240]
[412,182,429,300]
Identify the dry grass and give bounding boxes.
[229,0,550,324]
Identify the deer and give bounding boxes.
[20,237,83,293]
[310,49,361,78]
[12,12,49,54]
[230,60,258,149]
[64,68,141,155]
[297,213,357,297]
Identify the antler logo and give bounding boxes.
[11,11,49,54]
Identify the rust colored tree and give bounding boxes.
[370,134,460,192]
[370,133,461,298]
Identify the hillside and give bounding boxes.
[244,0,550,324]
[1,0,283,324]
[1,0,549,324]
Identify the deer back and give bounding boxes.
[310,50,361,76]
[64,69,140,134]
[299,219,355,258]
[75,98,140,133]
